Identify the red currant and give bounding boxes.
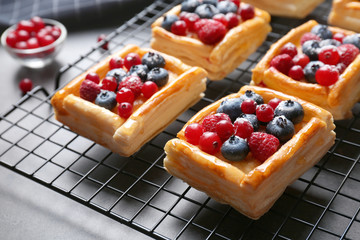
[198,132,222,154]
[118,102,133,118]
[101,76,117,92]
[292,54,310,68]
[234,118,253,139]
[226,12,239,29]
[241,99,257,114]
[268,98,282,110]
[171,20,188,36]
[318,46,340,65]
[256,104,274,123]
[141,81,158,99]
[280,42,297,58]
[288,65,304,80]
[85,72,100,84]
[239,4,255,21]
[180,12,200,32]
[124,52,141,70]
[185,123,204,145]
[19,78,33,93]
[109,56,124,70]
[116,87,135,104]
[216,120,234,141]
[315,65,339,86]
[333,32,345,43]
[213,14,228,28]
[97,34,108,50]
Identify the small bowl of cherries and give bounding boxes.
[1,16,67,68]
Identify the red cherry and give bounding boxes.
[100,76,117,92]
[216,120,234,141]
[292,54,310,68]
[124,52,141,70]
[171,20,188,36]
[226,12,239,29]
[280,42,298,58]
[19,78,33,93]
[288,65,304,80]
[31,16,45,32]
[239,4,255,21]
[116,87,135,104]
[234,118,253,139]
[27,37,40,49]
[6,31,17,47]
[85,72,100,84]
[118,102,133,118]
[268,98,282,110]
[198,132,222,154]
[97,34,108,50]
[318,46,340,65]
[241,99,257,114]
[256,104,274,123]
[315,65,339,86]
[109,56,124,70]
[141,81,158,99]
[185,123,204,145]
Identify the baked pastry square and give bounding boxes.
[243,0,324,18]
[51,44,207,156]
[164,85,335,219]
[252,20,360,120]
[150,2,271,80]
[328,0,360,33]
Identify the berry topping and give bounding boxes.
[124,52,141,70]
[216,98,243,122]
[274,100,304,124]
[280,42,298,58]
[238,3,255,21]
[79,80,101,102]
[118,102,133,118]
[85,72,100,84]
[270,54,294,75]
[338,44,360,66]
[171,20,188,36]
[195,4,220,19]
[288,65,304,80]
[292,54,310,68]
[100,76,117,92]
[202,113,232,132]
[315,65,339,86]
[216,120,234,141]
[234,118,254,139]
[266,115,295,142]
[195,19,227,44]
[239,90,264,105]
[248,132,280,162]
[300,32,321,45]
[311,24,332,40]
[185,123,204,145]
[141,81,158,99]
[241,99,257,114]
[19,78,33,93]
[129,64,149,82]
[141,52,166,69]
[333,32,345,43]
[302,40,321,61]
[118,75,143,97]
[221,136,249,161]
[198,132,222,154]
[147,67,169,87]
[95,90,117,110]
[161,15,179,31]
[256,104,274,123]
[181,0,201,12]
[237,114,259,131]
[116,87,135,104]
[342,33,360,49]
[318,45,340,65]
[109,56,124,70]
[106,68,128,83]
[304,61,324,83]
[217,1,238,14]
[268,98,282,110]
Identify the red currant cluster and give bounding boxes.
[5,16,61,50]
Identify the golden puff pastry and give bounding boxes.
[243,0,324,18]
[252,20,360,120]
[328,0,360,32]
[164,85,335,220]
[150,3,271,81]
[51,44,207,157]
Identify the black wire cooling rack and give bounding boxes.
[1,0,360,239]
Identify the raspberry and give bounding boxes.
[171,20,188,36]
[248,132,280,162]
[179,12,200,32]
[80,80,101,102]
[85,72,100,84]
[202,113,231,132]
[338,44,360,66]
[185,123,204,145]
[280,42,298,58]
[318,46,340,65]
[195,19,227,45]
[213,14,228,28]
[118,75,143,97]
[238,3,255,21]
[215,120,234,141]
[270,54,294,75]
[225,12,239,29]
[292,54,310,68]
[315,65,339,86]
[198,132,222,154]
[288,65,304,80]
[300,32,321,45]
[256,104,274,123]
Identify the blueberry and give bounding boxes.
[161,14,179,31]
[203,0,217,6]
[319,39,341,48]
[302,40,321,61]
[129,64,149,82]
[141,52,166,69]
[217,1,238,14]
[216,98,243,122]
[266,116,295,142]
[106,68,128,83]
[95,90,117,110]
[147,67,169,87]
[239,90,264,105]
[181,0,202,12]
[195,4,220,18]
[343,34,360,49]
[311,24,333,40]
[221,135,249,161]
[274,100,304,124]
[237,113,259,131]
[303,61,324,83]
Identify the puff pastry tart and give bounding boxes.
[150,1,271,80]
[252,20,360,120]
[51,44,207,156]
[242,0,324,18]
[164,85,335,219]
[328,0,360,33]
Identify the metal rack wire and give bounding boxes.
[1,0,360,239]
